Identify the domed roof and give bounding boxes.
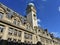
[28,3,34,6]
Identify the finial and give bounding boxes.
[28,3,34,6]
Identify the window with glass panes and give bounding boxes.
[17,21,20,26]
[6,12,13,19]
[18,31,21,37]
[0,25,4,33]
[14,29,17,36]
[13,19,16,25]
[0,12,3,19]
[24,33,29,39]
[29,34,32,40]
[8,28,13,35]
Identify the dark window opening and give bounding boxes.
[8,38,12,42]
[13,39,16,42]
[14,29,17,36]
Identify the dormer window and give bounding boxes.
[7,8,11,12]
[17,21,20,26]
[0,12,3,19]
[6,12,13,19]
[13,19,16,25]
[13,19,21,26]
[7,13,12,19]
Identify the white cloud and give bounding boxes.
[58,6,60,12]
[37,19,41,27]
[38,23,41,27]
[37,19,41,22]
[51,32,60,37]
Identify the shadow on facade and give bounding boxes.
[36,41,42,45]
[0,40,42,45]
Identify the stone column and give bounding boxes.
[52,41,54,45]
[32,35,37,44]
[21,31,24,42]
[2,25,9,40]
[37,36,40,41]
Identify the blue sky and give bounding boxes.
[0,0,60,37]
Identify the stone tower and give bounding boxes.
[26,3,38,29]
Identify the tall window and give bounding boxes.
[17,21,20,26]
[29,34,32,40]
[24,33,29,39]
[14,29,17,36]
[8,28,13,35]
[13,19,16,25]
[0,25,4,33]
[0,37,2,40]
[24,33,32,40]
[0,12,3,19]
[18,31,21,37]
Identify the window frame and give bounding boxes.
[8,28,13,35]
[14,29,17,36]
[0,25,4,33]
[0,12,4,19]
[6,12,12,19]
[18,31,21,37]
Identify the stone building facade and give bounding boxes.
[0,2,60,45]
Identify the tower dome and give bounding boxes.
[28,3,34,6]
